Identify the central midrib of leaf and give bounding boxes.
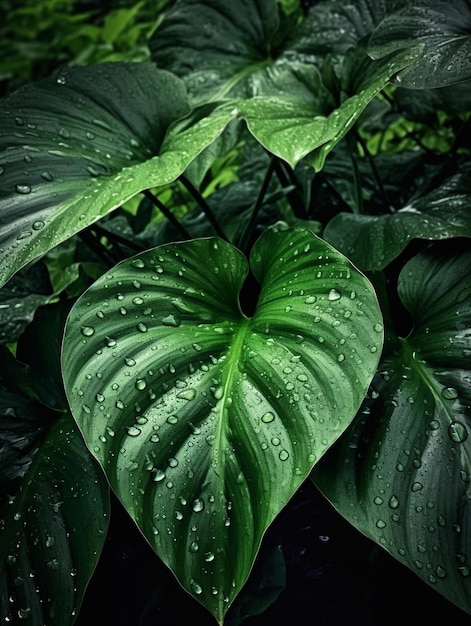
[400,337,460,428]
[212,318,250,480]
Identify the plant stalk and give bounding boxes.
[179,175,228,241]
[143,189,192,240]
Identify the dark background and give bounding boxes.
[76,479,471,625]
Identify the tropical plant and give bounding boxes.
[1,0,470,624]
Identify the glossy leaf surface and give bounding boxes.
[323,173,471,271]
[150,0,417,168]
[0,400,109,625]
[313,248,471,614]
[62,227,383,623]
[369,0,471,88]
[0,62,236,288]
[236,48,415,170]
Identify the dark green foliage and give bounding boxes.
[0,0,470,624]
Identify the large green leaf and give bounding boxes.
[323,173,471,271]
[0,62,236,289]
[369,0,471,88]
[313,248,471,614]
[0,387,110,625]
[150,0,418,169]
[61,226,383,623]
[236,46,416,170]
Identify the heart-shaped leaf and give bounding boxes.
[323,173,471,271]
[61,226,383,623]
[313,247,471,614]
[0,62,236,289]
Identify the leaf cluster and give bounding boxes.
[0,0,470,624]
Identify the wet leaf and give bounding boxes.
[369,0,471,88]
[150,0,418,169]
[61,226,383,623]
[150,0,283,102]
[323,173,471,271]
[313,248,471,614]
[0,62,236,288]
[0,262,52,343]
[16,300,72,411]
[236,45,415,169]
[0,402,109,625]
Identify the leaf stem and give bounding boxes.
[92,223,145,252]
[179,175,228,241]
[78,230,117,268]
[237,156,276,253]
[354,130,391,212]
[143,189,192,240]
[273,159,306,218]
[347,134,364,214]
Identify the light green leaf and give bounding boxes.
[313,248,471,614]
[213,44,416,170]
[61,226,383,623]
[368,0,471,88]
[0,62,236,289]
[323,173,471,271]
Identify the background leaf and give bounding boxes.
[312,246,471,614]
[62,226,383,623]
[149,0,283,102]
[290,0,406,58]
[0,302,110,625]
[368,0,471,88]
[0,262,52,343]
[323,172,471,271]
[0,400,109,625]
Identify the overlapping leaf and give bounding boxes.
[313,248,471,614]
[0,62,236,288]
[150,0,418,169]
[323,173,471,271]
[61,226,383,623]
[0,376,110,625]
[369,0,471,88]
[0,262,52,343]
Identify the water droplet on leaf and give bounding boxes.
[448,421,468,443]
[162,314,181,327]
[177,388,196,401]
[192,498,204,513]
[328,288,341,301]
[441,387,458,400]
[15,184,32,194]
